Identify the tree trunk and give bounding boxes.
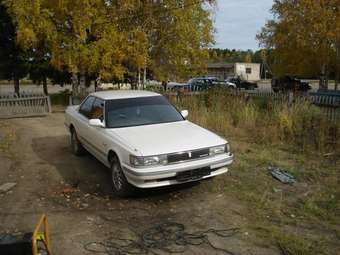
[143,60,147,90]
[43,76,48,95]
[85,75,91,87]
[319,63,328,91]
[13,76,20,95]
[138,69,141,89]
[336,68,339,91]
[335,41,340,91]
[325,64,329,90]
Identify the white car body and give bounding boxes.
[65,90,233,189]
[226,81,237,88]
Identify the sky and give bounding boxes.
[213,0,274,50]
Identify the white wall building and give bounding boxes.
[207,62,261,81]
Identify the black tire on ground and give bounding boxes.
[70,129,86,156]
[110,155,135,197]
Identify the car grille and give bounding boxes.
[167,148,210,164]
[147,167,213,183]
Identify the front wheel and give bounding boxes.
[110,155,135,197]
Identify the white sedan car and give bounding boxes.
[65,90,233,196]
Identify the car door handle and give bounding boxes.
[102,142,107,146]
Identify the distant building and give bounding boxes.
[207,62,261,81]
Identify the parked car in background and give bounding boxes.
[167,82,187,91]
[271,76,311,93]
[226,77,258,90]
[97,83,115,90]
[184,77,236,91]
[65,90,234,196]
[186,77,213,91]
[204,76,236,88]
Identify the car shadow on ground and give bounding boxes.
[31,135,201,201]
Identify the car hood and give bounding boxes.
[108,121,226,156]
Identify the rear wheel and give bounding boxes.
[70,129,85,156]
[110,155,135,197]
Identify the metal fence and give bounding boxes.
[309,92,340,107]
[0,92,51,119]
[169,89,340,122]
[244,91,340,122]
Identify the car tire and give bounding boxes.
[70,129,85,156]
[110,155,135,197]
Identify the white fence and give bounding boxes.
[0,92,51,119]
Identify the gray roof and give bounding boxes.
[90,90,160,100]
[207,63,234,69]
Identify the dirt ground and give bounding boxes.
[0,113,284,255]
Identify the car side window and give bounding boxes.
[90,98,104,121]
[79,96,95,118]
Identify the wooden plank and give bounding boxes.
[0,96,48,102]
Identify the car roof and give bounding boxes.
[89,90,161,100]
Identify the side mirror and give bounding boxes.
[89,119,104,128]
[181,110,189,119]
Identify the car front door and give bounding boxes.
[86,97,109,164]
[76,96,95,145]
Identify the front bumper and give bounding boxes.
[122,153,234,188]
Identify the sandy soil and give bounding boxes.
[0,113,280,255]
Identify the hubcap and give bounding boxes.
[111,161,123,191]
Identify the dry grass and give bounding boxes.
[169,90,340,254]
[0,122,16,155]
[170,90,340,155]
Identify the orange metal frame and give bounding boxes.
[32,214,51,255]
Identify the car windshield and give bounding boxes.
[105,96,184,128]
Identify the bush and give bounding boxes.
[50,90,70,106]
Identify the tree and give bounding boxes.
[27,47,53,95]
[144,0,215,81]
[4,0,215,88]
[0,0,28,94]
[257,0,340,90]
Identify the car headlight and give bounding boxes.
[130,155,168,167]
[209,144,229,155]
[225,143,231,153]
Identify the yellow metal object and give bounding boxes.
[32,214,51,255]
